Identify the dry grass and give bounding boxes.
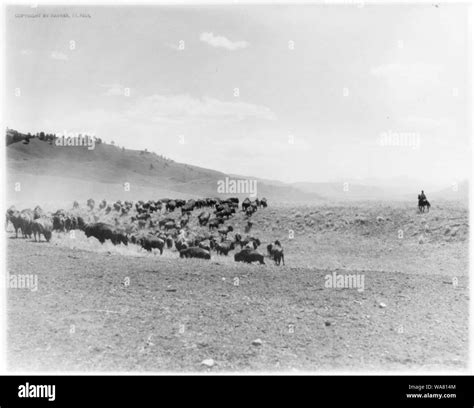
[7,201,469,372]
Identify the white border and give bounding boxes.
[0,0,472,376]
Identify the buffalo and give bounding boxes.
[181,199,195,215]
[86,198,95,211]
[31,217,53,242]
[242,198,251,211]
[180,216,189,229]
[218,225,233,238]
[179,247,211,260]
[6,208,23,237]
[19,209,34,238]
[158,218,175,229]
[51,209,66,230]
[239,237,261,250]
[131,234,164,254]
[33,205,44,220]
[267,242,285,266]
[166,200,176,212]
[198,211,211,226]
[175,237,189,252]
[234,249,265,265]
[215,240,235,256]
[164,220,177,231]
[209,218,224,230]
[84,222,128,245]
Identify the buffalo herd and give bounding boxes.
[6,196,285,266]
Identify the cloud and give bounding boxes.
[50,51,68,61]
[20,49,32,56]
[126,94,276,123]
[99,83,129,96]
[165,42,184,51]
[199,32,248,51]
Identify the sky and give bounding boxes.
[5,3,472,187]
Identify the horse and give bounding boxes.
[418,195,431,213]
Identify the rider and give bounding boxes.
[420,190,427,201]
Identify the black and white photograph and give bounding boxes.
[1,1,472,376]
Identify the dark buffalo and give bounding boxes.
[52,212,66,232]
[164,235,174,249]
[218,225,233,238]
[31,217,53,242]
[175,199,186,208]
[175,237,189,252]
[215,240,235,256]
[164,220,177,231]
[131,234,164,254]
[198,212,211,226]
[6,208,23,237]
[198,239,212,252]
[179,247,211,260]
[166,200,177,212]
[209,218,224,230]
[64,215,85,231]
[234,249,265,265]
[19,209,34,238]
[180,216,189,229]
[84,222,128,245]
[240,237,261,249]
[267,242,285,266]
[216,209,234,219]
[242,198,251,211]
[158,217,175,229]
[245,203,258,216]
[181,199,195,215]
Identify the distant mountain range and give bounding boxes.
[5,132,468,204]
[291,179,469,202]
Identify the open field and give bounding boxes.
[7,202,469,372]
[5,1,472,377]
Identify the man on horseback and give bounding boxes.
[418,190,430,213]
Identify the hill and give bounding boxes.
[6,137,324,205]
[6,133,468,206]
